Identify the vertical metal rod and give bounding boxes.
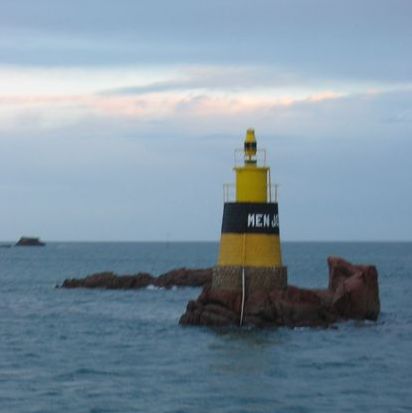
[240,233,246,326]
[240,267,245,326]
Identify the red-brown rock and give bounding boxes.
[59,256,380,328]
[179,257,380,328]
[328,257,380,320]
[60,267,212,289]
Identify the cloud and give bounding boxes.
[2,80,410,142]
[0,89,346,134]
[1,60,410,137]
[5,63,400,135]
[1,1,411,83]
[101,66,303,95]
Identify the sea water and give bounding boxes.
[0,242,411,413]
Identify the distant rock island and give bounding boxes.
[60,257,380,328]
[15,237,46,247]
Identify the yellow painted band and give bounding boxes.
[235,167,268,202]
[218,233,283,267]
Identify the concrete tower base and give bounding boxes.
[212,265,287,294]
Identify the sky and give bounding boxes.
[0,0,411,241]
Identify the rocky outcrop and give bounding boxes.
[16,237,45,246]
[60,267,212,289]
[179,257,380,327]
[59,257,380,328]
[327,256,380,321]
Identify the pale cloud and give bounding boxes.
[0,90,346,133]
[3,63,404,134]
[2,85,409,142]
[0,65,171,96]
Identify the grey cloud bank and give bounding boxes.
[2,0,411,82]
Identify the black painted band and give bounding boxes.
[244,142,257,151]
[221,202,280,234]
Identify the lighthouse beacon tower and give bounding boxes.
[212,129,288,295]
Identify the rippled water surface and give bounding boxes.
[0,242,411,412]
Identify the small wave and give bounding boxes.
[146,284,163,291]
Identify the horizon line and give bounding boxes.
[1,239,411,243]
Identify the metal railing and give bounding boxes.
[223,183,235,202]
[269,184,279,203]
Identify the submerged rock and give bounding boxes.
[179,257,380,328]
[60,267,212,289]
